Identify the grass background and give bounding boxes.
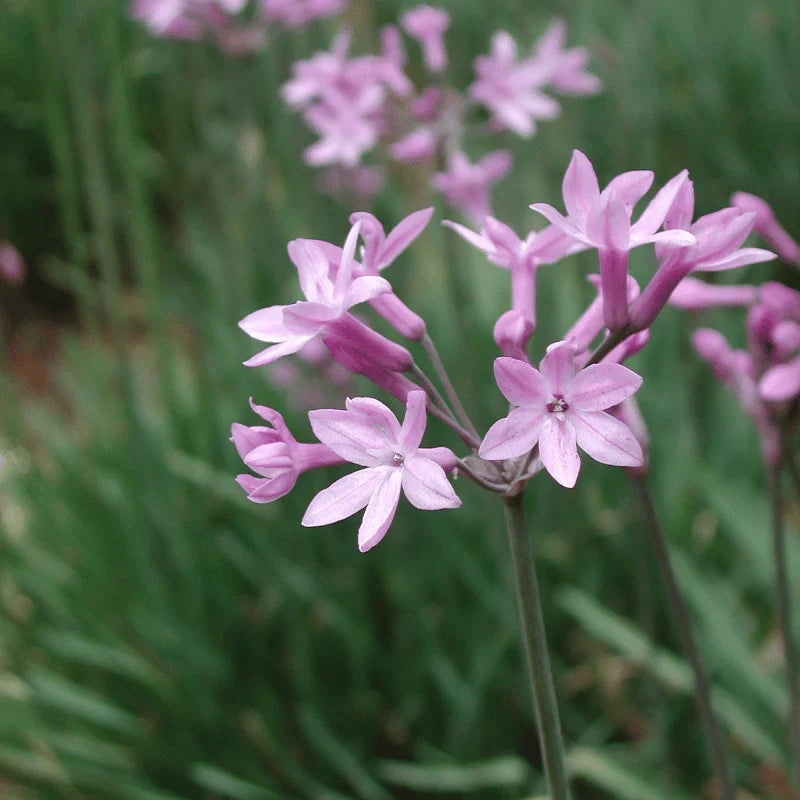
[1,0,799,797]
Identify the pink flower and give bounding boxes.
[667,277,758,310]
[0,243,24,284]
[479,341,644,487]
[302,391,461,551]
[732,192,800,265]
[131,0,242,38]
[260,0,345,27]
[232,399,344,503]
[239,221,392,366]
[401,5,450,73]
[531,150,695,329]
[282,29,411,168]
[628,180,776,331]
[443,216,579,355]
[530,19,602,96]
[469,32,561,138]
[432,150,512,222]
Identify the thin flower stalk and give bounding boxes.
[503,491,571,800]
[630,474,737,800]
[768,462,800,789]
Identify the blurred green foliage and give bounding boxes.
[1,0,799,797]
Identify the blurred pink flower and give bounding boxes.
[469,31,560,137]
[432,150,512,222]
[401,5,450,73]
[732,191,800,265]
[0,243,24,284]
[302,391,460,551]
[480,341,643,487]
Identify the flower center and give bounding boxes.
[546,395,569,413]
[392,453,405,465]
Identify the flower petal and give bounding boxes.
[539,341,576,396]
[344,397,403,441]
[282,301,340,333]
[568,363,643,411]
[630,169,688,237]
[358,468,403,551]
[399,390,428,454]
[562,150,600,222]
[308,408,387,466]
[402,456,461,510]
[539,415,580,487]
[239,305,294,342]
[243,336,312,367]
[343,275,392,307]
[493,357,548,406]
[529,204,587,242]
[379,207,434,267]
[288,239,330,302]
[302,468,383,527]
[570,409,644,467]
[479,407,544,461]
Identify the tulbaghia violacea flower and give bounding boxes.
[628,179,776,331]
[469,31,561,137]
[0,243,24,284]
[400,5,450,73]
[260,0,345,27]
[282,28,411,168]
[668,277,758,311]
[530,18,602,95]
[239,221,393,366]
[232,399,345,503]
[692,329,780,465]
[444,217,578,357]
[432,150,512,222]
[302,391,461,551]
[131,0,246,38]
[531,149,695,330]
[732,191,800,266]
[480,341,644,487]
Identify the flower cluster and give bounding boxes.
[232,149,782,548]
[130,0,344,52]
[665,193,799,466]
[283,10,601,215]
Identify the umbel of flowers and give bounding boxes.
[232,147,788,799]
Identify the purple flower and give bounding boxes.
[530,19,602,96]
[479,341,644,487]
[260,0,345,27]
[443,216,579,355]
[692,329,780,466]
[239,221,391,366]
[282,29,411,168]
[302,391,461,551]
[531,150,695,329]
[432,150,512,222]
[131,0,244,38]
[732,192,800,265]
[0,243,24,285]
[628,180,776,331]
[232,399,344,503]
[667,277,758,311]
[401,5,450,73]
[469,32,561,137]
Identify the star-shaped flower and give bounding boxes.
[239,221,391,366]
[479,341,644,487]
[302,391,461,551]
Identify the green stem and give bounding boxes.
[768,465,800,791]
[630,474,736,800]
[502,492,571,800]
